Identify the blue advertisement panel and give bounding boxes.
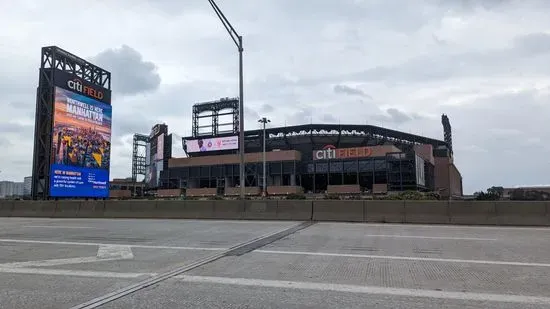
[49,87,112,197]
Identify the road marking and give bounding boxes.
[0,257,123,268]
[255,250,550,267]
[346,222,550,231]
[363,234,497,241]
[0,267,148,278]
[70,221,315,309]
[24,225,97,229]
[0,267,547,305]
[176,275,550,305]
[0,238,226,251]
[97,245,134,259]
[0,245,135,268]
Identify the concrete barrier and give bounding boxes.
[76,200,105,218]
[365,200,405,223]
[243,200,277,220]
[130,201,159,218]
[449,201,497,225]
[404,200,449,224]
[0,200,14,217]
[213,200,245,219]
[183,200,215,219]
[312,200,364,222]
[155,200,186,219]
[104,200,135,218]
[11,201,56,217]
[54,200,80,218]
[276,200,313,220]
[495,201,548,226]
[3,199,550,226]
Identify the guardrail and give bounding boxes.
[0,200,549,226]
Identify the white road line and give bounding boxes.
[0,267,150,278]
[24,225,98,229]
[255,250,550,268]
[341,222,550,231]
[0,256,126,268]
[362,234,497,241]
[0,238,227,251]
[0,245,135,268]
[175,275,550,305]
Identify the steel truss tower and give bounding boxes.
[132,134,149,183]
[192,97,239,137]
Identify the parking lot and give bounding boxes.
[1,218,549,308]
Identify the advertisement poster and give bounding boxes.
[49,87,112,197]
[186,135,238,153]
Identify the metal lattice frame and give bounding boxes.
[191,97,239,137]
[31,46,111,200]
[132,134,149,183]
[441,114,453,154]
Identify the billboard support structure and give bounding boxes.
[132,133,149,184]
[31,46,111,200]
[192,98,239,137]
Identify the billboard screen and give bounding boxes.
[49,86,112,197]
[185,136,238,153]
[156,134,164,162]
[415,155,426,186]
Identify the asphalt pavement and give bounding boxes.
[0,218,549,308]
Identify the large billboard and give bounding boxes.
[185,136,238,153]
[49,86,112,197]
[148,133,165,188]
[415,155,426,186]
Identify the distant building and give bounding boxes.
[109,178,145,198]
[0,181,25,198]
[502,186,550,199]
[23,176,32,196]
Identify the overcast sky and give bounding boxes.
[1,0,550,193]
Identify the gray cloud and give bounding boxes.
[372,108,418,124]
[260,104,274,113]
[322,114,338,123]
[90,45,161,95]
[513,32,550,55]
[333,84,373,99]
[0,122,33,135]
[0,137,12,148]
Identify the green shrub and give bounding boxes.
[286,193,306,200]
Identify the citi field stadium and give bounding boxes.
[155,99,462,198]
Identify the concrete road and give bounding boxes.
[0,218,549,308]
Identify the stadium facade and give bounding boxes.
[158,100,462,198]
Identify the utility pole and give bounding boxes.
[207,0,246,199]
[258,117,270,197]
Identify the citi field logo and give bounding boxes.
[313,145,373,160]
[67,78,104,100]
[314,144,336,160]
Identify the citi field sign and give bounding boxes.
[67,78,104,100]
[53,69,111,104]
[313,145,372,160]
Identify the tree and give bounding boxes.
[474,187,501,200]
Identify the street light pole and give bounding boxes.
[258,117,270,197]
[207,0,246,199]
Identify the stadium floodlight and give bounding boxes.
[207,0,246,199]
[258,117,271,197]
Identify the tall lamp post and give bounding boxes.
[207,0,246,199]
[258,117,270,197]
